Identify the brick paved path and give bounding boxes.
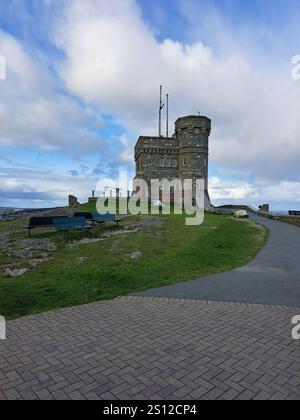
[1,297,299,400]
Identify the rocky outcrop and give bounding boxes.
[4,268,29,278]
[1,238,57,278]
[0,233,9,246]
[15,239,57,252]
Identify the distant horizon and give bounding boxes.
[0,203,298,214]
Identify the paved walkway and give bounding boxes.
[0,297,299,400]
[133,214,300,307]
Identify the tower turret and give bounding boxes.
[176,115,211,206]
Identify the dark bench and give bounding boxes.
[53,217,92,232]
[73,212,93,220]
[74,212,122,226]
[92,212,122,226]
[289,211,300,216]
[26,216,66,236]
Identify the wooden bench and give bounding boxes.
[26,216,66,236]
[53,217,92,232]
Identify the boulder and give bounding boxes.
[4,268,29,277]
[234,210,249,219]
[129,251,143,260]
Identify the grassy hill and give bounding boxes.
[0,205,268,319]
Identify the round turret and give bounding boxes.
[175,116,211,192]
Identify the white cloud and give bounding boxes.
[53,0,300,182]
[209,176,300,208]
[117,135,135,164]
[0,30,104,154]
[0,165,98,207]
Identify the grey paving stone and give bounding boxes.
[0,297,299,400]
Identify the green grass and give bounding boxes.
[0,209,268,319]
[0,218,25,234]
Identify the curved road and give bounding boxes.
[133,214,300,307]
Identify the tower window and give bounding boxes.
[160,159,165,167]
[181,129,188,144]
[183,158,187,167]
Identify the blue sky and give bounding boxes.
[0,0,300,210]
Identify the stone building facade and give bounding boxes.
[134,115,212,209]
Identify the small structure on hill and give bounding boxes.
[259,204,270,213]
[68,195,79,207]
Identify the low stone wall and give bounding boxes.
[214,204,258,213]
[257,211,300,227]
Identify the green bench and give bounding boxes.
[74,212,122,226]
[92,212,121,225]
[53,217,92,232]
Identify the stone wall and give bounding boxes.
[257,212,300,227]
[134,136,178,183]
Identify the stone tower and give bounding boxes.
[134,114,212,209]
[176,115,211,207]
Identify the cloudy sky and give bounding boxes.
[0,0,300,210]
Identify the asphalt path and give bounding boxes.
[133,213,300,307]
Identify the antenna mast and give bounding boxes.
[166,93,169,137]
[159,85,164,137]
